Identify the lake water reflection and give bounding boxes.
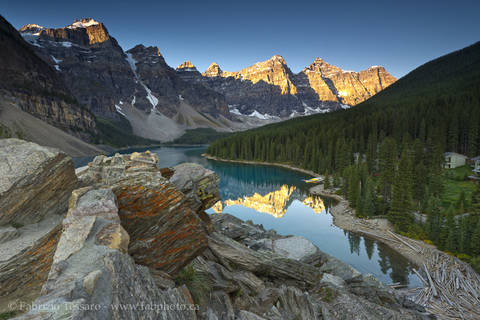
[75,146,421,287]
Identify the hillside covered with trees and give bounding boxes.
[207,41,480,271]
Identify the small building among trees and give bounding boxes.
[444,152,468,169]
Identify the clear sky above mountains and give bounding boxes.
[2,0,479,78]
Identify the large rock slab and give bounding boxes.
[15,188,197,320]
[271,236,320,261]
[0,222,62,311]
[77,151,219,275]
[0,138,77,225]
[207,232,322,286]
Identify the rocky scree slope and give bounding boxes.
[0,139,429,319]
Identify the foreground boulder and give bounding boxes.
[77,152,220,275]
[0,138,77,225]
[15,188,197,320]
[0,139,77,310]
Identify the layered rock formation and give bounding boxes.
[76,151,220,274]
[15,187,197,320]
[0,15,96,141]
[0,142,220,317]
[0,139,77,225]
[0,139,76,310]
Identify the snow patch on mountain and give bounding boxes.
[51,55,62,64]
[125,53,138,76]
[115,104,126,117]
[126,53,158,109]
[67,19,100,29]
[141,83,158,109]
[20,33,43,47]
[248,110,278,120]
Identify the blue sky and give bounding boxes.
[2,0,479,78]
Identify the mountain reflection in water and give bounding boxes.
[213,185,326,218]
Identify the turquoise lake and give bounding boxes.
[74,146,422,288]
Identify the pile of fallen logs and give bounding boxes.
[412,248,480,319]
[356,228,480,319]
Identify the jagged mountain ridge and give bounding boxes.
[18,18,233,142]
[178,55,396,118]
[16,16,395,142]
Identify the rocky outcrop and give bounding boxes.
[0,139,77,225]
[190,213,431,320]
[0,15,96,141]
[76,151,220,275]
[0,139,77,311]
[14,187,197,320]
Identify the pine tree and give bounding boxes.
[458,216,472,253]
[467,111,479,157]
[428,143,444,197]
[426,196,442,244]
[378,138,397,201]
[347,167,361,208]
[333,172,340,188]
[363,176,377,216]
[388,148,414,232]
[323,171,331,190]
[445,205,458,252]
[471,185,480,214]
[472,219,480,256]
